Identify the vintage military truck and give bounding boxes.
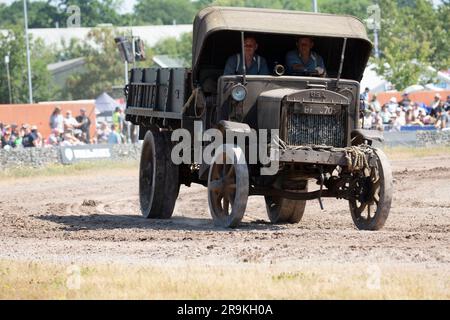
[124,6,393,230]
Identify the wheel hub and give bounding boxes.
[357,176,373,203]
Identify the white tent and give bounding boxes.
[360,64,391,93]
[95,92,120,114]
[403,85,425,94]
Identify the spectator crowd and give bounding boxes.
[2,93,450,150]
[0,123,43,150]
[360,89,450,132]
[1,105,137,150]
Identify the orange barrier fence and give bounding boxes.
[373,90,450,106]
[0,102,96,139]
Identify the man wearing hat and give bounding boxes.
[430,93,443,119]
[76,108,91,144]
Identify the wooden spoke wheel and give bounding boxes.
[139,130,179,219]
[207,145,249,228]
[265,183,308,224]
[349,148,393,230]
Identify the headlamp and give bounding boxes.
[231,84,247,102]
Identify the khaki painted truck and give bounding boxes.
[124,7,392,229]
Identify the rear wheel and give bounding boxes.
[139,130,179,219]
[265,183,308,224]
[349,148,393,230]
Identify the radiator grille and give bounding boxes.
[286,105,346,147]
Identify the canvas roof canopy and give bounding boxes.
[192,6,373,83]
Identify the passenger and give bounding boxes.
[285,37,326,77]
[223,36,270,76]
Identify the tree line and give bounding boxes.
[0,0,448,103]
[0,0,374,28]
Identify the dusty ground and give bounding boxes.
[0,153,449,298]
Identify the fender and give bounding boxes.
[199,121,252,180]
[217,120,252,134]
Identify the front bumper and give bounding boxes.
[274,147,348,166]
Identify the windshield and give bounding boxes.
[194,31,371,84]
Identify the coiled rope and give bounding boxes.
[272,136,374,172]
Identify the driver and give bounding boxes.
[285,37,326,77]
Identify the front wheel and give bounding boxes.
[349,148,393,230]
[207,144,249,228]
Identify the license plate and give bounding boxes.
[292,104,341,115]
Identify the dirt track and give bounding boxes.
[0,155,449,272]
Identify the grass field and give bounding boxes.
[0,260,447,300]
[383,145,450,160]
[0,159,138,179]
